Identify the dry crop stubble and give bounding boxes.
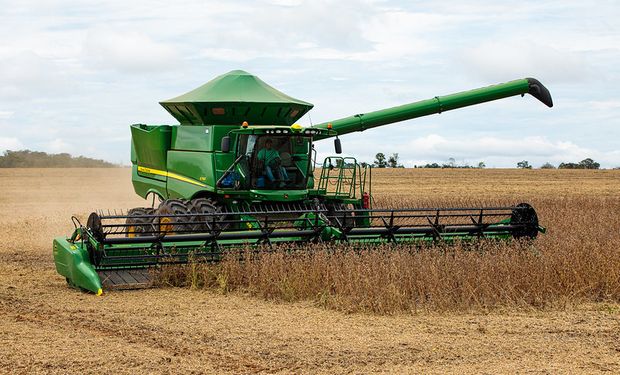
[157,175,620,314]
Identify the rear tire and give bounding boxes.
[188,197,228,232]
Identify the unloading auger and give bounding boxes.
[53,70,552,294]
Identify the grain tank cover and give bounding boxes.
[160,70,314,126]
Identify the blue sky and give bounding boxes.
[0,0,618,167]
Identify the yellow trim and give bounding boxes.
[168,171,207,187]
[137,166,207,187]
[96,288,103,296]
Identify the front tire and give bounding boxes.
[125,207,156,237]
[155,199,191,236]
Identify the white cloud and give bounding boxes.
[0,51,71,100]
[199,5,461,62]
[461,40,589,83]
[83,29,180,73]
[45,138,71,153]
[589,100,620,111]
[0,137,24,151]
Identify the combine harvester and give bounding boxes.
[53,70,553,294]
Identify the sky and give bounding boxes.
[0,0,619,168]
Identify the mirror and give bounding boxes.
[221,136,231,153]
[334,138,342,154]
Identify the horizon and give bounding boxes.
[1,148,615,170]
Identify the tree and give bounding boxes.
[387,153,404,168]
[540,162,555,169]
[477,161,486,169]
[373,153,387,168]
[558,162,578,169]
[517,160,532,169]
[578,158,600,169]
[559,158,601,169]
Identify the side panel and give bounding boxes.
[53,237,102,294]
[169,125,233,198]
[131,164,168,199]
[131,124,171,199]
[130,124,172,169]
[166,150,215,199]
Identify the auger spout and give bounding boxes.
[313,78,552,139]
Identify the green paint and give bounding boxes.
[53,237,102,294]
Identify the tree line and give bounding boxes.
[0,150,118,168]
[517,158,600,169]
[369,154,483,169]
[367,153,606,170]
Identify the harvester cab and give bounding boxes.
[217,124,331,192]
[53,70,553,294]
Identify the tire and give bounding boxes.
[155,199,191,235]
[125,207,156,237]
[187,197,228,232]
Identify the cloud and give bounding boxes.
[589,100,620,111]
[199,3,458,62]
[0,137,24,151]
[198,1,374,61]
[460,40,589,83]
[45,138,71,153]
[0,51,71,100]
[83,29,180,73]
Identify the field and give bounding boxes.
[1,168,619,374]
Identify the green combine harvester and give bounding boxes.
[53,70,553,294]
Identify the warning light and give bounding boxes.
[242,121,249,128]
[327,122,333,130]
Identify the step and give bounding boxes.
[98,269,153,290]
